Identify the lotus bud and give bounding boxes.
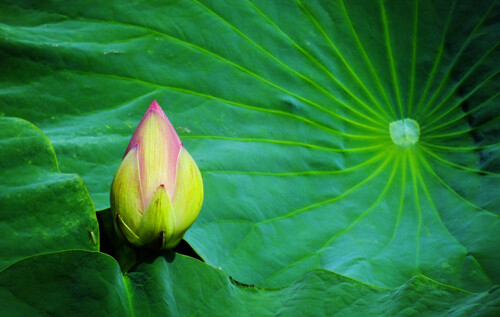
[110,100,203,249]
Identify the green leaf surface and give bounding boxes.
[1,250,499,317]
[0,117,98,271]
[1,0,499,293]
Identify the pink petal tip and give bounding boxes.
[147,100,166,117]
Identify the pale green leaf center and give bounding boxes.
[389,118,420,146]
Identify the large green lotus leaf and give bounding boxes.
[0,0,499,291]
[0,250,498,316]
[0,117,98,271]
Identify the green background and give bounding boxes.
[1,0,499,315]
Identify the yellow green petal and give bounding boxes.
[163,235,184,250]
[137,185,176,248]
[110,145,142,232]
[116,213,144,246]
[172,147,204,238]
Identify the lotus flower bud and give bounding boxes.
[110,100,203,249]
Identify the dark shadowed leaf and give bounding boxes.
[1,251,499,316]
